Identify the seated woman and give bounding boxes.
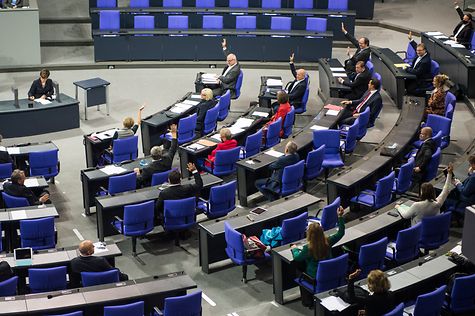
[195,88,217,137]
[397,163,453,225]
[113,105,144,139]
[28,69,54,100]
[263,91,291,140]
[291,206,345,307]
[347,269,396,316]
[425,74,450,119]
[204,128,237,168]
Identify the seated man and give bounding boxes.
[445,154,475,210]
[3,169,49,205]
[113,105,144,139]
[70,240,128,288]
[155,163,203,219]
[0,134,13,164]
[28,69,54,100]
[195,88,217,137]
[134,124,178,188]
[337,61,371,100]
[412,127,436,186]
[255,141,300,201]
[204,128,237,169]
[405,33,433,96]
[341,23,371,78]
[286,53,307,112]
[338,78,382,127]
[452,1,473,48]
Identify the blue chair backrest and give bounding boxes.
[29,149,59,178]
[29,266,67,293]
[97,0,116,8]
[406,41,416,63]
[2,192,29,208]
[217,90,231,121]
[196,0,215,8]
[234,70,244,99]
[243,129,262,158]
[374,171,395,209]
[265,118,282,148]
[271,16,291,31]
[99,11,120,31]
[430,130,442,149]
[229,0,248,8]
[236,16,256,29]
[20,217,55,250]
[262,0,281,9]
[320,197,340,231]
[355,107,370,139]
[445,103,454,121]
[344,120,359,153]
[123,200,155,235]
[203,15,223,29]
[426,114,452,140]
[164,197,196,231]
[294,0,312,9]
[449,273,475,313]
[0,162,12,179]
[81,269,119,287]
[213,147,240,176]
[358,237,388,278]
[305,145,325,181]
[313,130,340,155]
[49,312,83,316]
[316,253,348,292]
[373,72,382,90]
[168,15,188,29]
[365,60,374,74]
[394,158,414,194]
[412,285,447,316]
[394,223,422,263]
[163,0,182,7]
[294,86,309,114]
[280,212,308,245]
[281,160,305,196]
[134,15,154,29]
[445,91,456,113]
[224,221,246,263]
[208,180,237,218]
[0,276,18,297]
[104,301,144,316]
[203,105,220,134]
[151,168,176,186]
[423,147,441,182]
[306,17,327,32]
[163,291,202,316]
[383,303,404,316]
[328,0,348,10]
[430,60,440,77]
[108,172,136,195]
[282,106,295,138]
[419,211,451,250]
[177,113,197,144]
[129,0,149,8]
[112,136,138,163]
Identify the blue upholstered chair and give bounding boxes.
[113,200,154,256]
[29,149,59,181]
[229,0,248,8]
[97,0,116,8]
[104,301,144,316]
[162,114,197,145]
[351,171,395,210]
[99,11,120,31]
[81,269,119,287]
[306,17,327,32]
[202,15,223,29]
[20,217,55,250]
[419,212,451,252]
[282,106,295,138]
[444,274,475,314]
[196,0,215,8]
[280,160,305,197]
[340,119,359,155]
[134,15,154,33]
[392,158,414,195]
[263,118,281,149]
[130,0,149,8]
[2,192,29,208]
[396,41,416,65]
[106,172,136,195]
[0,276,18,297]
[405,285,446,316]
[217,90,231,121]
[157,291,202,316]
[203,105,220,134]
[414,115,452,149]
[204,147,240,176]
[386,223,422,264]
[313,130,344,175]
[103,136,138,164]
[240,129,262,158]
[293,86,309,114]
[168,15,188,29]
[304,145,325,183]
[197,180,236,219]
[358,237,388,279]
[312,197,340,231]
[262,0,280,9]
[294,0,312,9]
[342,106,370,141]
[328,0,348,10]
[280,212,308,245]
[151,168,176,186]
[0,162,12,179]
[384,303,404,316]
[233,70,244,99]
[163,0,182,7]
[423,147,441,182]
[271,17,291,31]
[445,103,455,121]
[29,266,67,293]
[366,60,374,75]
[163,197,196,246]
[236,16,256,29]
[48,312,83,316]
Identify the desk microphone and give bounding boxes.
[47,288,79,299]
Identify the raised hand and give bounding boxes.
[222,38,227,48]
[341,22,347,34]
[289,53,295,63]
[408,31,413,41]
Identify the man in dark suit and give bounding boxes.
[405,35,433,96]
[452,1,474,48]
[70,240,128,287]
[286,53,308,111]
[338,61,371,100]
[3,169,49,205]
[446,155,475,209]
[338,78,383,127]
[0,135,12,164]
[255,141,300,201]
[134,124,178,188]
[155,163,203,218]
[412,127,436,185]
[341,23,371,79]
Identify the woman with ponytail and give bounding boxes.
[425,74,450,119]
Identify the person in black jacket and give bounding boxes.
[0,135,13,165]
[341,23,371,79]
[3,169,49,205]
[195,88,218,136]
[286,53,308,112]
[413,127,437,185]
[155,163,203,219]
[28,69,54,100]
[452,1,474,48]
[70,240,128,288]
[405,34,433,96]
[338,61,372,100]
[0,261,13,283]
[134,124,178,188]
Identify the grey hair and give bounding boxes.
[150,146,163,160]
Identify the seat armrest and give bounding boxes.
[113,216,124,232]
[154,306,164,316]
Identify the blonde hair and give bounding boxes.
[123,117,135,129]
[367,270,391,294]
[201,88,213,101]
[220,128,232,140]
[306,222,330,260]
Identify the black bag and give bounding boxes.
[335,285,369,304]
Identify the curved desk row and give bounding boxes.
[89,7,355,41]
[4,142,58,172]
[317,58,351,102]
[93,29,333,62]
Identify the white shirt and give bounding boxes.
[413,53,427,68]
[454,23,467,40]
[222,63,236,77]
[290,78,305,93]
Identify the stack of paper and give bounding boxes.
[100,165,127,176]
[266,78,283,87]
[330,67,345,72]
[182,99,200,106]
[7,147,20,155]
[187,143,205,151]
[326,109,340,116]
[170,102,193,114]
[333,73,347,77]
[229,126,245,135]
[265,149,284,158]
[443,40,457,45]
[190,94,201,99]
[10,210,27,220]
[201,73,219,84]
[24,178,40,187]
[211,133,221,141]
[320,296,350,312]
[426,31,444,36]
[451,43,465,48]
[35,98,52,105]
[252,111,269,118]
[310,125,328,131]
[394,63,410,68]
[234,117,254,128]
[434,35,448,39]
[324,104,343,111]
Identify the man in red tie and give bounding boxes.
[337,78,383,127]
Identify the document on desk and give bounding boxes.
[330,67,345,72]
[324,104,344,111]
[187,143,206,151]
[201,73,219,84]
[443,39,457,45]
[229,126,245,135]
[234,117,254,128]
[320,296,350,312]
[34,98,52,105]
[394,63,410,68]
[310,125,329,131]
[0,146,5,151]
[252,111,269,118]
[10,210,27,220]
[434,35,448,39]
[265,149,284,158]
[266,78,283,87]
[93,242,109,254]
[100,165,127,176]
[170,102,194,114]
[326,109,340,116]
[332,72,347,77]
[198,139,219,147]
[426,31,444,36]
[182,99,200,106]
[7,147,20,155]
[92,128,118,140]
[24,178,40,187]
[451,43,466,48]
[190,94,201,99]
[210,133,222,141]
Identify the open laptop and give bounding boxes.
[14,247,33,266]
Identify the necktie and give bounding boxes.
[413,56,422,68]
[290,80,298,93]
[454,23,466,39]
[353,92,371,114]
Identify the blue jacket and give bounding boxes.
[457,173,475,206]
[265,153,300,192]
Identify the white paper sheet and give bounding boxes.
[426,31,444,36]
[190,94,201,99]
[451,43,466,48]
[330,67,345,72]
[266,79,283,87]
[265,149,284,158]
[100,165,127,176]
[310,125,328,131]
[201,73,219,84]
[34,98,52,105]
[0,146,5,151]
[24,178,40,187]
[443,40,457,45]
[320,296,350,312]
[234,117,254,128]
[187,143,205,151]
[326,109,340,116]
[93,242,109,254]
[10,210,27,220]
[92,128,118,140]
[434,35,448,39]
[451,245,462,255]
[7,147,20,155]
[182,99,200,106]
[211,133,221,141]
[228,126,245,135]
[333,73,347,77]
[252,111,269,117]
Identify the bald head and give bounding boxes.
[419,127,433,141]
[296,68,306,81]
[78,240,94,256]
[226,53,237,66]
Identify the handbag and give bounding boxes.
[242,235,267,259]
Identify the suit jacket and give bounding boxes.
[0,150,12,164]
[3,181,38,205]
[0,261,13,283]
[287,63,307,110]
[70,255,127,287]
[454,7,474,48]
[406,41,432,84]
[414,138,436,172]
[342,68,371,99]
[344,32,371,72]
[195,99,217,133]
[27,78,54,99]
[351,90,382,121]
[3,0,23,7]
[264,153,300,192]
[456,172,475,206]
[155,171,203,215]
[137,139,178,187]
[219,48,241,98]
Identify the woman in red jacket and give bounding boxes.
[263,91,292,140]
[205,128,237,168]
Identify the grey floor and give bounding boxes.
[0,0,474,315]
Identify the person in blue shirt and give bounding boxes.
[446,155,475,210]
